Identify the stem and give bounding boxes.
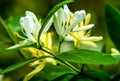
[38,47,80,73]
[56,57,80,73]
[58,36,64,54]
[81,64,85,74]
[58,41,62,54]
[40,47,56,57]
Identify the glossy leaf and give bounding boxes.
[71,70,110,81]
[38,0,74,44]
[105,5,120,51]
[57,49,118,65]
[0,56,50,75]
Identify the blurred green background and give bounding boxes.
[1,0,120,81]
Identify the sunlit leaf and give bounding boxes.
[105,5,120,51]
[111,54,120,62]
[38,0,74,44]
[57,49,118,65]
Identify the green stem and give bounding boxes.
[38,47,80,73]
[58,36,64,54]
[58,41,62,54]
[81,64,85,74]
[56,57,80,73]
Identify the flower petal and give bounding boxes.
[20,17,34,33]
[81,36,103,41]
[85,13,91,25]
[53,8,65,35]
[63,5,70,22]
[26,11,41,36]
[80,41,98,47]
[72,24,94,32]
[64,34,73,41]
[23,62,45,81]
[63,10,86,36]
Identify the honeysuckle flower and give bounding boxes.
[19,11,55,81]
[65,13,103,48]
[20,11,53,42]
[53,5,89,37]
[54,5,102,48]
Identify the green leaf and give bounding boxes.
[38,0,74,44]
[70,70,110,81]
[0,17,16,43]
[51,73,74,81]
[84,70,110,81]
[0,41,37,52]
[0,56,50,75]
[57,49,118,65]
[105,5,120,51]
[111,54,120,62]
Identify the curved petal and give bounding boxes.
[23,62,45,81]
[20,17,34,33]
[53,8,65,35]
[63,10,86,36]
[26,11,41,36]
[63,5,70,22]
[72,24,94,32]
[26,11,38,23]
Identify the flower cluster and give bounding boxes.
[19,5,103,81]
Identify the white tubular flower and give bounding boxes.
[53,5,87,37]
[20,11,53,41]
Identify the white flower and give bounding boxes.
[20,11,53,41]
[53,5,92,37]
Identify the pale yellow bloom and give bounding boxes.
[111,48,120,54]
[23,32,56,81]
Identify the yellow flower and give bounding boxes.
[23,32,56,81]
[65,13,103,48]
